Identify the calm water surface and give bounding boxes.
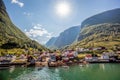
[0,64,120,80]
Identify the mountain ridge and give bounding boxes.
[46,26,80,49]
[0,0,47,50]
[69,8,120,49]
[81,8,120,29]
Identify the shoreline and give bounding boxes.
[0,60,120,68]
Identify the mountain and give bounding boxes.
[0,0,47,50]
[45,37,57,48]
[70,8,120,49]
[81,8,120,29]
[46,26,80,49]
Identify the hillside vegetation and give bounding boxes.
[70,23,120,49]
[69,8,120,50]
[0,0,48,55]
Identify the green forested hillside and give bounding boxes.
[0,0,47,52]
[69,9,120,50]
[70,23,120,49]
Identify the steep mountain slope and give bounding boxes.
[45,37,57,48]
[46,26,80,48]
[81,8,120,29]
[70,8,120,49]
[0,0,47,50]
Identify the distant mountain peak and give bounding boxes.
[46,26,80,49]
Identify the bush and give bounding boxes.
[0,42,18,49]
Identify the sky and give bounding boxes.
[3,0,120,44]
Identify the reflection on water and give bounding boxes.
[0,64,120,80]
[99,64,105,70]
[15,67,62,80]
[9,66,15,73]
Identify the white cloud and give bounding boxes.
[24,24,53,44]
[23,12,32,16]
[11,0,24,7]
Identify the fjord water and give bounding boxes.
[0,64,120,80]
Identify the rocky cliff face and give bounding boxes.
[0,0,47,50]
